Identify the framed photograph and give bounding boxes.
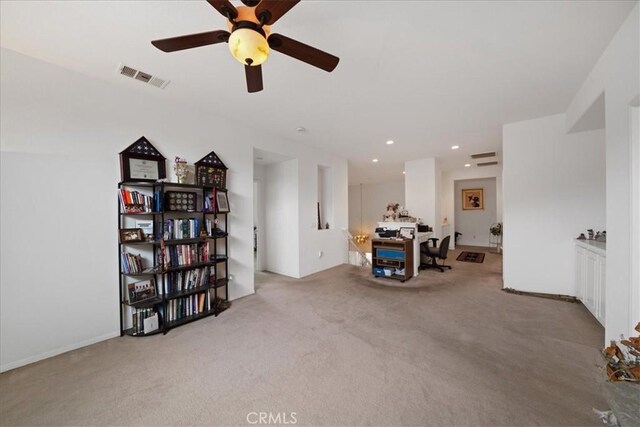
[399,227,415,239]
[128,279,157,304]
[215,190,230,213]
[462,188,484,210]
[120,228,145,243]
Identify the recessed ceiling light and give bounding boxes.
[451,145,459,150]
[296,127,306,132]
[386,140,394,145]
[464,163,471,167]
[372,158,379,163]
[402,171,406,174]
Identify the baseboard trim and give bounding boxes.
[502,287,578,303]
[1,331,120,373]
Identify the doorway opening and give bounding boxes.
[253,148,297,285]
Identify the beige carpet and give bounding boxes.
[0,247,607,426]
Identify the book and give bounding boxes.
[143,314,159,333]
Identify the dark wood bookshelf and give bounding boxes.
[118,180,230,337]
[371,238,414,282]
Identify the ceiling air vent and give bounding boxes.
[477,161,499,167]
[470,151,496,159]
[117,63,170,89]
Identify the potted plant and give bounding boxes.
[490,222,502,236]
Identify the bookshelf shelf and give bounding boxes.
[123,327,164,337]
[165,284,212,300]
[165,309,216,329]
[123,296,163,309]
[118,181,230,337]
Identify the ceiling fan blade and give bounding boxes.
[206,0,238,19]
[245,65,264,93]
[255,0,300,25]
[151,30,230,52]
[268,33,339,72]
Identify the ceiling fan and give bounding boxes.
[151,0,339,93]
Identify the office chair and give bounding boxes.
[420,235,452,272]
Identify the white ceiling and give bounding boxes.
[0,1,635,183]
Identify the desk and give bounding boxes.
[376,222,433,277]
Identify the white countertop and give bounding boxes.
[575,239,606,256]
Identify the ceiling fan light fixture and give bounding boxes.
[228,27,269,66]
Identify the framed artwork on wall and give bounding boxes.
[462,188,484,210]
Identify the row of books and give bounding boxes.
[163,218,203,240]
[119,189,154,213]
[120,189,222,214]
[204,195,215,213]
[121,252,144,274]
[164,267,212,294]
[163,243,210,268]
[131,308,159,335]
[166,293,208,322]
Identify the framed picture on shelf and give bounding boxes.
[119,228,145,243]
[135,220,154,240]
[128,279,157,303]
[462,188,484,210]
[215,190,230,213]
[399,227,415,239]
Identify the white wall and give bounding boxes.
[503,114,606,296]
[454,178,497,247]
[564,4,639,343]
[348,179,405,247]
[253,163,266,272]
[0,48,348,371]
[298,156,349,277]
[441,164,503,249]
[264,159,300,277]
[405,158,441,235]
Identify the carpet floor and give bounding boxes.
[0,246,607,426]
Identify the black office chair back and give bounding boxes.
[439,235,451,259]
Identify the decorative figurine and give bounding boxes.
[174,156,188,184]
[384,203,399,222]
[577,233,586,240]
[587,229,594,240]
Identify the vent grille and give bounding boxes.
[477,161,499,167]
[470,152,496,159]
[120,65,137,78]
[118,64,170,89]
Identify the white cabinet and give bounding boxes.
[575,240,606,326]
